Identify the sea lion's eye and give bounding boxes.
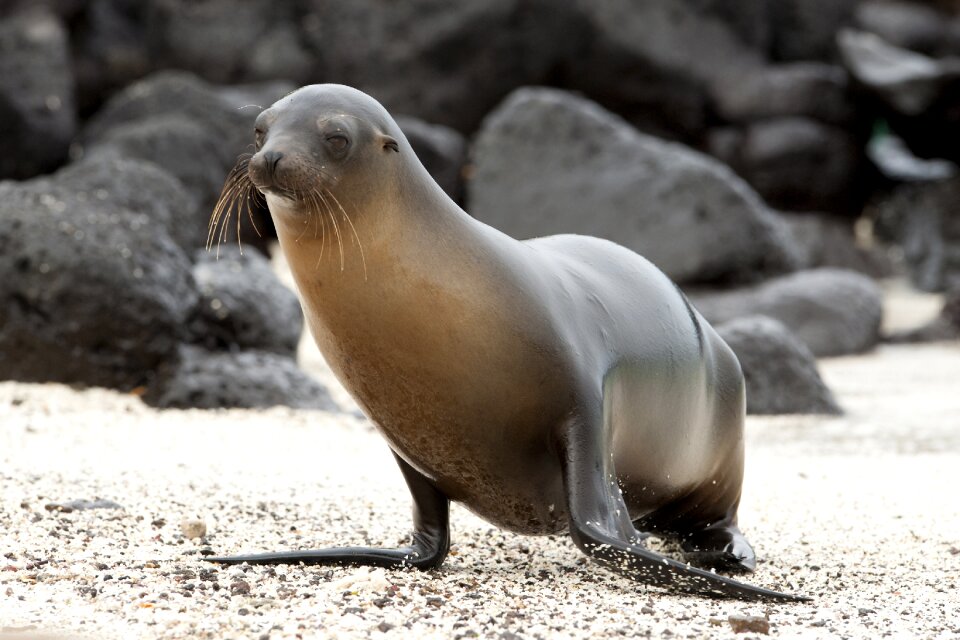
[254,127,265,149]
[327,135,349,152]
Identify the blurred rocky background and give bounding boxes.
[0,0,957,413]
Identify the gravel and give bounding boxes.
[1,287,958,639]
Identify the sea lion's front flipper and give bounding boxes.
[205,452,450,569]
[560,419,809,602]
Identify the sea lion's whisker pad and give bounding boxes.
[204,84,810,603]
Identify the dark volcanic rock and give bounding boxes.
[867,131,958,183]
[190,247,303,356]
[305,0,571,133]
[782,213,892,278]
[839,29,960,116]
[709,63,853,125]
[0,8,76,179]
[468,88,800,285]
[718,316,841,415]
[690,269,884,357]
[145,0,313,85]
[565,0,764,139]
[53,149,199,254]
[873,176,960,292]
[80,71,251,158]
[707,117,863,213]
[0,1,86,20]
[839,30,960,163]
[855,0,960,58]
[70,0,152,117]
[0,155,198,389]
[86,115,229,220]
[770,0,858,61]
[396,116,468,203]
[693,0,775,55]
[144,346,337,411]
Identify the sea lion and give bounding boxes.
[204,84,809,602]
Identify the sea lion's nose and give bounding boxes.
[262,150,284,177]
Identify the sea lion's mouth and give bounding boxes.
[257,185,298,201]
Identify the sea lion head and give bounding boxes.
[208,85,403,247]
[249,84,401,202]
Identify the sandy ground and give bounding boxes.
[1,285,959,640]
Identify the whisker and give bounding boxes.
[235,190,243,256]
[318,192,327,262]
[207,187,230,250]
[209,156,255,254]
[294,196,311,244]
[244,187,263,238]
[326,188,367,282]
[217,180,248,257]
[316,189,345,272]
[208,178,240,249]
[309,191,328,270]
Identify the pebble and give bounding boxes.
[728,614,770,634]
[180,518,208,540]
[44,499,124,512]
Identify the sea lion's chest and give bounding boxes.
[303,284,572,534]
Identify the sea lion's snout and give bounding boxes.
[261,150,284,177]
[248,149,285,193]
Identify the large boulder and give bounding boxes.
[781,212,891,278]
[49,149,200,254]
[769,0,858,61]
[690,268,884,357]
[708,117,864,213]
[866,130,958,183]
[0,154,198,389]
[467,87,800,284]
[303,0,570,133]
[69,0,152,117]
[143,346,337,410]
[0,8,76,179]
[839,30,960,163]
[0,1,86,20]
[709,63,854,126]
[564,0,765,139]
[144,0,313,85]
[691,0,775,55]
[872,176,960,292]
[854,0,960,59]
[80,71,253,159]
[839,29,960,117]
[85,115,229,220]
[189,247,303,356]
[718,316,841,415]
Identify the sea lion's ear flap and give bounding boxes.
[383,136,399,153]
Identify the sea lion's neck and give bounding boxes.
[268,164,505,329]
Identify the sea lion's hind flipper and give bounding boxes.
[633,495,757,573]
[678,524,756,573]
[205,452,450,570]
[560,420,809,602]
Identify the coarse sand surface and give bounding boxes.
[1,284,958,640]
